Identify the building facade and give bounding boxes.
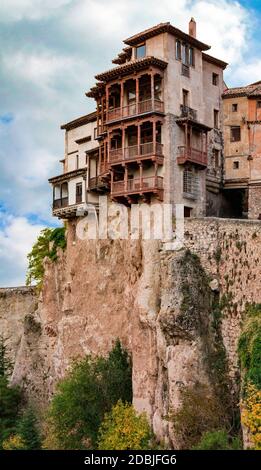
[223,82,261,219]
[50,19,228,219]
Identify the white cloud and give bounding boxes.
[2,51,81,89]
[0,214,44,286]
[0,0,72,22]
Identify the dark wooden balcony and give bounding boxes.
[89,175,109,192]
[53,197,68,209]
[106,99,164,123]
[111,176,163,198]
[177,146,208,168]
[109,142,163,165]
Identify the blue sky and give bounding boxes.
[0,0,260,286]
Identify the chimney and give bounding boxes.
[189,17,196,38]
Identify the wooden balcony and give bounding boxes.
[106,99,164,123]
[111,176,163,199]
[109,142,164,165]
[53,197,68,209]
[89,175,109,192]
[177,146,208,168]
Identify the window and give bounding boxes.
[233,161,239,169]
[182,89,189,107]
[94,127,97,139]
[176,40,181,60]
[183,168,199,199]
[257,101,261,109]
[182,44,189,65]
[189,47,194,66]
[135,44,146,59]
[231,126,241,142]
[232,103,238,112]
[213,149,220,168]
[214,109,219,128]
[76,182,82,203]
[76,154,79,170]
[212,73,219,86]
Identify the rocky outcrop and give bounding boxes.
[0,286,37,364]
[1,217,261,447]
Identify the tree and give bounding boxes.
[98,400,152,450]
[0,335,13,377]
[0,336,22,447]
[193,430,242,450]
[0,377,22,447]
[45,340,132,449]
[16,408,41,450]
[26,227,66,287]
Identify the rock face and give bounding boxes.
[0,286,37,364]
[1,217,261,447]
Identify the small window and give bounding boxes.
[94,127,97,139]
[233,161,239,169]
[135,44,146,59]
[257,101,261,109]
[214,109,219,128]
[76,182,82,203]
[76,154,79,169]
[176,40,181,60]
[232,103,238,112]
[182,89,189,107]
[231,126,241,142]
[212,73,219,86]
[189,47,194,66]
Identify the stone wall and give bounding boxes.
[248,185,261,219]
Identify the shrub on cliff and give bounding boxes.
[170,382,230,449]
[238,304,261,450]
[26,227,66,288]
[45,340,132,449]
[98,400,152,450]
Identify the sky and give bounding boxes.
[0,0,260,286]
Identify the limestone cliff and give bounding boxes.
[2,218,261,447]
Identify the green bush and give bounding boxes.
[98,400,152,450]
[45,340,132,449]
[238,304,261,391]
[16,408,42,450]
[26,227,66,287]
[193,430,242,450]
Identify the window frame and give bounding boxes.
[232,103,238,112]
[230,126,241,142]
[214,109,219,129]
[212,73,219,86]
[135,44,146,59]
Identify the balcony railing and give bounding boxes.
[181,63,190,77]
[109,142,163,164]
[111,176,163,196]
[180,105,197,121]
[177,146,208,167]
[89,175,108,190]
[53,197,68,209]
[107,99,164,123]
